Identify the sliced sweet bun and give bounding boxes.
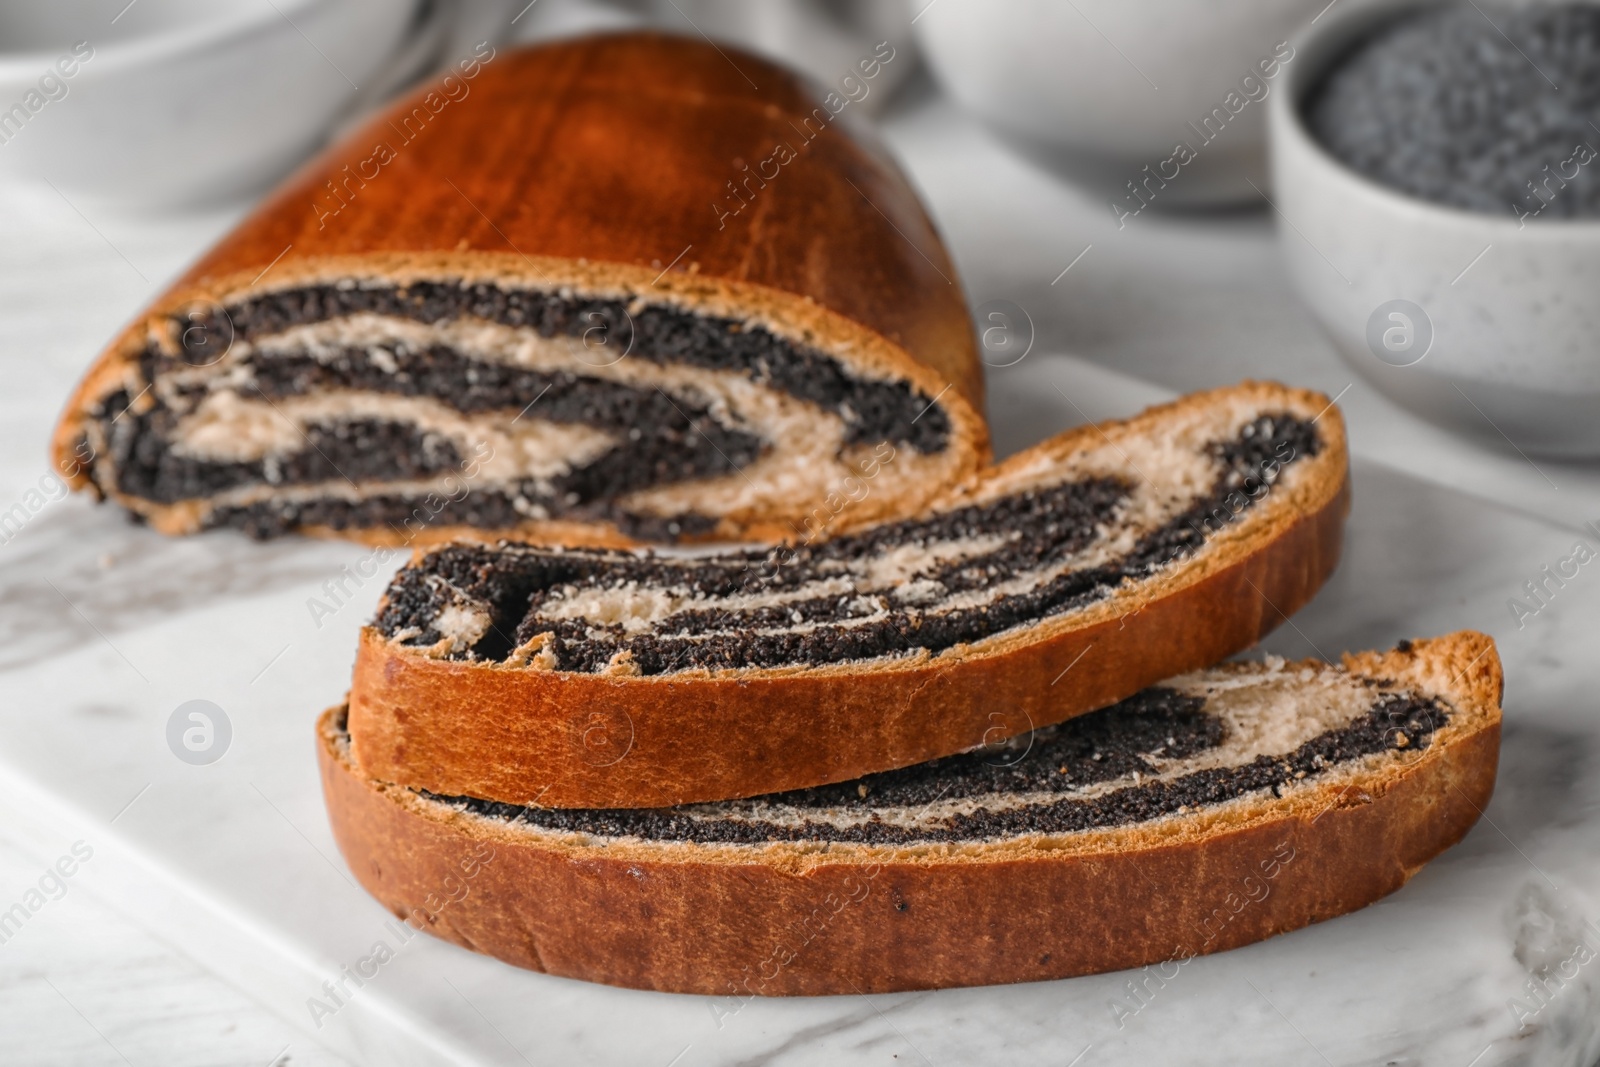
[319,632,1502,995]
[348,381,1351,808]
[50,32,986,546]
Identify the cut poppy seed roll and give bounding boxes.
[348,382,1351,808]
[51,32,986,546]
[319,632,1501,995]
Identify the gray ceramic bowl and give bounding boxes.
[1271,0,1600,458]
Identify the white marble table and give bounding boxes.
[1,71,1598,1067]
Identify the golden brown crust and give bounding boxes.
[318,633,1502,995]
[50,32,987,543]
[347,381,1352,808]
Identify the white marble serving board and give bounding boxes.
[2,352,1598,1067]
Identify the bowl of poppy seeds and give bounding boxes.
[1270,1,1600,457]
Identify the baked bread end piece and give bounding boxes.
[49,33,987,547]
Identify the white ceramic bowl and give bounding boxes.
[1271,0,1600,458]
[637,0,915,109]
[0,0,419,206]
[510,0,916,111]
[913,0,1331,206]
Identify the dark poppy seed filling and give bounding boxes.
[205,283,951,452]
[79,280,958,539]
[103,409,466,502]
[373,412,1320,672]
[384,671,1448,845]
[205,491,726,544]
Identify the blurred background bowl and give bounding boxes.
[0,0,421,207]
[1271,0,1600,458]
[511,0,916,110]
[913,0,1332,207]
[641,0,914,106]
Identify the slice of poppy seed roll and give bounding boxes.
[319,632,1502,995]
[348,381,1351,808]
[51,32,986,546]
